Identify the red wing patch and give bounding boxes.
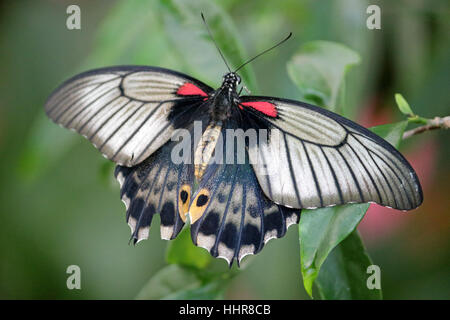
[177,83,208,97]
[241,101,277,117]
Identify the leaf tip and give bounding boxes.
[394,93,414,116]
[302,268,318,299]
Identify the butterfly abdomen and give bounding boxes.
[194,121,223,180]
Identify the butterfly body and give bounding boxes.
[45,65,422,265]
[194,121,223,180]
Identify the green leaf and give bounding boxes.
[166,228,212,269]
[135,265,200,300]
[299,120,408,299]
[135,264,233,300]
[140,225,238,299]
[299,204,369,298]
[370,121,408,148]
[159,0,257,90]
[315,230,382,300]
[162,276,228,300]
[287,41,360,111]
[394,93,414,116]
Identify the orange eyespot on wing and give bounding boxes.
[189,189,210,224]
[178,184,191,222]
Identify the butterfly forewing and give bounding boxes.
[239,96,423,211]
[45,66,213,167]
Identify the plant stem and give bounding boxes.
[403,116,450,139]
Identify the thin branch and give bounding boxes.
[403,116,450,140]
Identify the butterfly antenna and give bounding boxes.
[234,32,292,72]
[201,12,232,73]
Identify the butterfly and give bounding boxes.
[44,17,422,266]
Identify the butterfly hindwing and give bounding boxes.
[238,96,423,211]
[45,66,212,167]
[115,138,195,243]
[188,124,300,265]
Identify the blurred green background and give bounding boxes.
[0,0,449,299]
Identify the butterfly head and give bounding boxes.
[222,72,241,91]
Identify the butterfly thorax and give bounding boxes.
[209,72,241,122]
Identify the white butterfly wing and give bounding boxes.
[241,96,423,211]
[45,66,212,167]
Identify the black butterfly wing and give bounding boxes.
[114,122,199,243]
[45,66,213,167]
[187,121,300,265]
[238,96,423,211]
